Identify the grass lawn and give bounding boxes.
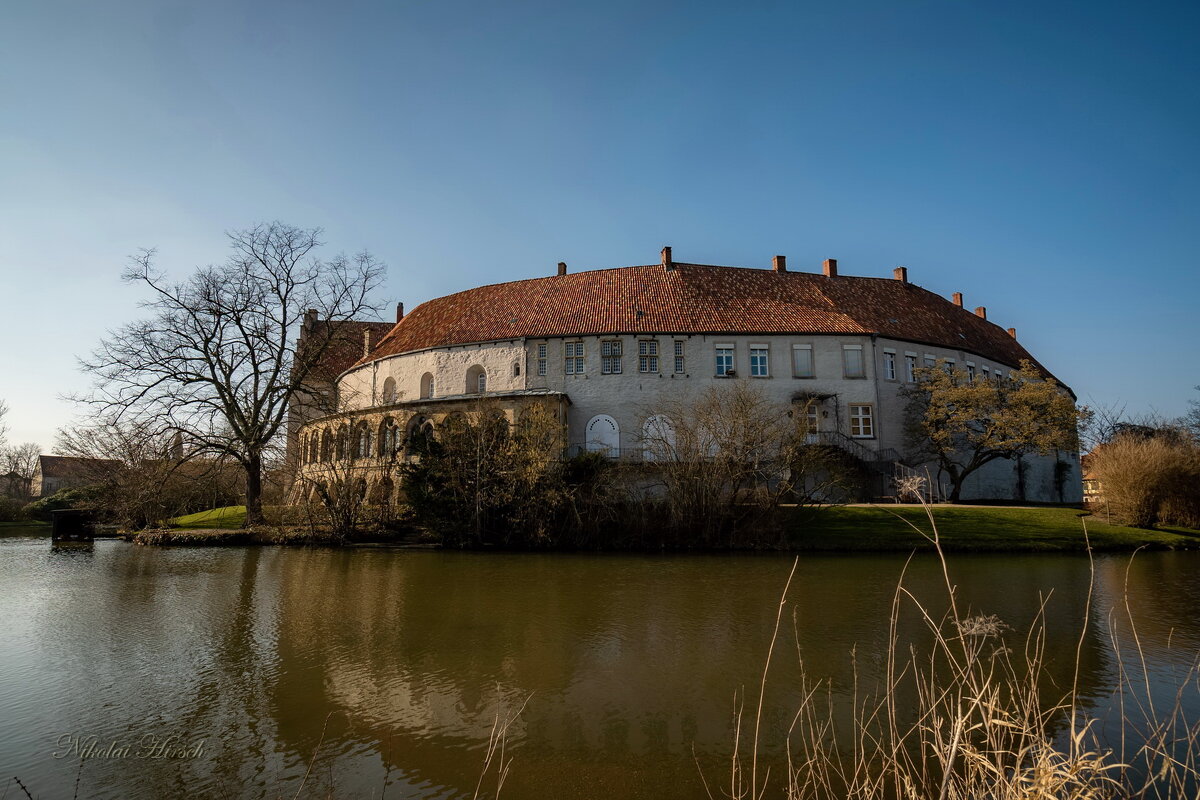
[171,506,249,529]
[790,505,1200,552]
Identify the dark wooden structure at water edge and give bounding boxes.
[50,509,99,541]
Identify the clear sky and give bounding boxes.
[1,0,1197,448]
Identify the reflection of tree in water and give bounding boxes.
[7,543,1147,800]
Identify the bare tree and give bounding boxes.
[77,222,386,526]
[0,399,9,448]
[0,442,41,501]
[1187,385,1200,442]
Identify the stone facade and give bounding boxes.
[292,255,1081,504]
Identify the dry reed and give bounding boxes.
[711,495,1200,800]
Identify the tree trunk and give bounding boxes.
[244,452,265,527]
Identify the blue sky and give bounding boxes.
[1,0,1197,447]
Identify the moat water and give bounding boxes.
[2,528,1199,799]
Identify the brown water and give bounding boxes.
[1,529,1198,799]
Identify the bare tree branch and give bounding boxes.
[74,222,386,526]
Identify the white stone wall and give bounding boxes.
[337,340,528,410]
[336,332,1079,503]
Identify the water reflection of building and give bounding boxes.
[264,551,1110,798]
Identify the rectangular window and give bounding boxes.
[638,340,658,373]
[966,362,975,382]
[843,345,865,379]
[944,359,956,374]
[565,341,585,375]
[673,340,685,374]
[537,343,547,376]
[883,351,897,381]
[905,354,917,382]
[750,345,769,377]
[924,355,936,369]
[982,366,991,380]
[849,404,875,438]
[792,344,814,378]
[601,340,623,374]
[715,345,734,376]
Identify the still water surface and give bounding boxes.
[2,528,1199,799]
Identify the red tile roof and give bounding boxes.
[361,264,1064,387]
[302,319,395,381]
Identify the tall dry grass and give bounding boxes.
[714,498,1200,800]
[1092,433,1200,529]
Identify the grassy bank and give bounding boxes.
[791,504,1200,552]
[170,506,251,529]
[158,503,1200,552]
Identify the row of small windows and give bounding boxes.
[371,345,1010,403]
[558,339,686,376]
[880,350,1008,384]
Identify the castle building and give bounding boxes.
[291,249,1081,504]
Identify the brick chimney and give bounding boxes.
[662,246,674,271]
[952,292,963,307]
[363,330,372,357]
[974,306,987,319]
[772,255,787,272]
[823,258,838,277]
[395,302,404,322]
[1007,327,1017,339]
[557,261,567,277]
[893,266,908,283]
[304,308,319,331]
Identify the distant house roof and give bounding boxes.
[358,263,1063,388]
[37,455,121,479]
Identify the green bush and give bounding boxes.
[22,486,105,522]
[0,497,29,522]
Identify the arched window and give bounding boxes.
[406,415,435,455]
[353,421,372,459]
[320,429,333,462]
[420,372,435,399]
[378,417,400,457]
[466,365,487,395]
[382,377,397,405]
[335,426,349,461]
[642,415,676,462]
[585,414,621,457]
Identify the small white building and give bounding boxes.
[293,250,1081,504]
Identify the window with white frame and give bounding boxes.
[849,404,874,438]
[843,345,865,379]
[792,344,814,378]
[905,353,917,382]
[750,345,769,377]
[638,340,659,373]
[715,345,734,376]
[924,355,936,369]
[537,343,547,376]
[944,359,956,374]
[601,340,623,374]
[982,365,991,380]
[477,371,487,393]
[883,350,897,381]
[565,341,585,374]
[966,362,976,382]
[673,340,685,374]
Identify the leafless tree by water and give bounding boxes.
[75,222,386,526]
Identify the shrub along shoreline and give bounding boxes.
[129,504,1200,552]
